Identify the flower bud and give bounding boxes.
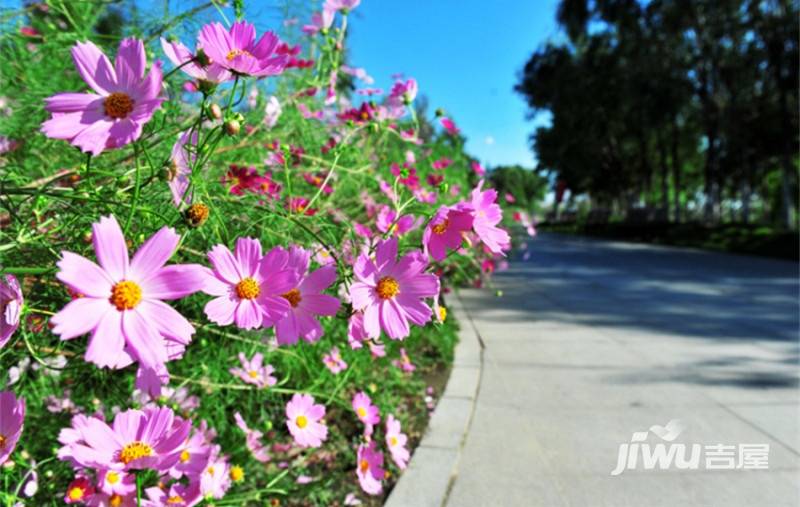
[185,203,210,227]
[224,119,241,136]
[209,103,223,120]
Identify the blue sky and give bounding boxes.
[343,1,562,169]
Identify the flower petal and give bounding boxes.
[204,295,237,326]
[234,237,262,278]
[208,244,243,284]
[50,297,109,340]
[71,41,117,95]
[85,309,127,368]
[140,264,206,300]
[129,226,179,280]
[115,38,146,91]
[122,310,167,368]
[92,216,129,281]
[380,299,410,340]
[137,299,194,345]
[56,251,113,298]
[235,299,263,330]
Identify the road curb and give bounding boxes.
[385,290,485,507]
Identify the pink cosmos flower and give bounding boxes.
[470,180,511,254]
[160,37,231,84]
[326,0,361,12]
[199,21,286,77]
[385,415,410,469]
[504,192,516,203]
[303,9,334,35]
[167,420,214,479]
[376,206,416,237]
[97,469,135,496]
[229,352,277,388]
[264,95,282,128]
[167,131,196,207]
[349,238,440,340]
[287,196,317,216]
[65,476,94,504]
[431,158,452,170]
[369,340,386,358]
[145,482,201,507]
[390,162,419,189]
[356,441,384,496]
[471,161,486,176]
[42,39,163,155]
[234,412,270,463]
[439,117,460,136]
[200,456,232,499]
[0,275,22,349]
[58,407,190,472]
[274,247,340,345]
[0,391,24,465]
[423,205,474,261]
[514,210,537,237]
[323,346,347,373]
[200,238,299,330]
[388,78,417,106]
[393,348,415,373]
[50,215,204,371]
[352,391,380,428]
[285,393,327,448]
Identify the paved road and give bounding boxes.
[448,233,800,506]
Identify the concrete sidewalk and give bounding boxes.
[392,233,800,506]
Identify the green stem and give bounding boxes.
[136,472,142,507]
[124,142,142,234]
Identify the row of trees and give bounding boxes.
[516,0,799,227]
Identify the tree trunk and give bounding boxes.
[657,131,670,220]
[670,120,682,222]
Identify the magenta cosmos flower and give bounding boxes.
[423,205,474,262]
[470,180,511,254]
[285,393,327,448]
[349,238,440,340]
[275,247,341,346]
[198,21,287,77]
[376,206,416,237]
[160,37,232,84]
[323,346,347,374]
[167,131,196,207]
[229,352,277,389]
[200,238,299,330]
[0,275,22,349]
[59,407,190,472]
[42,39,163,156]
[356,441,384,496]
[50,216,204,370]
[439,117,460,136]
[352,391,380,427]
[385,415,409,469]
[0,391,25,465]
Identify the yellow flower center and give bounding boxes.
[226,49,252,60]
[235,278,260,299]
[390,436,398,447]
[104,92,134,119]
[110,280,142,311]
[357,407,367,419]
[68,487,85,501]
[179,450,190,463]
[110,494,124,507]
[248,370,259,379]
[166,496,184,505]
[230,465,245,482]
[281,288,302,308]
[119,441,153,465]
[438,306,447,322]
[432,219,449,235]
[359,459,369,473]
[186,203,210,227]
[376,276,400,300]
[207,466,215,476]
[106,471,120,484]
[0,434,5,448]
[296,415,308,429]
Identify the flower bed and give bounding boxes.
[0,2,510,505]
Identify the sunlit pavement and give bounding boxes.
[449,233,800,506]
